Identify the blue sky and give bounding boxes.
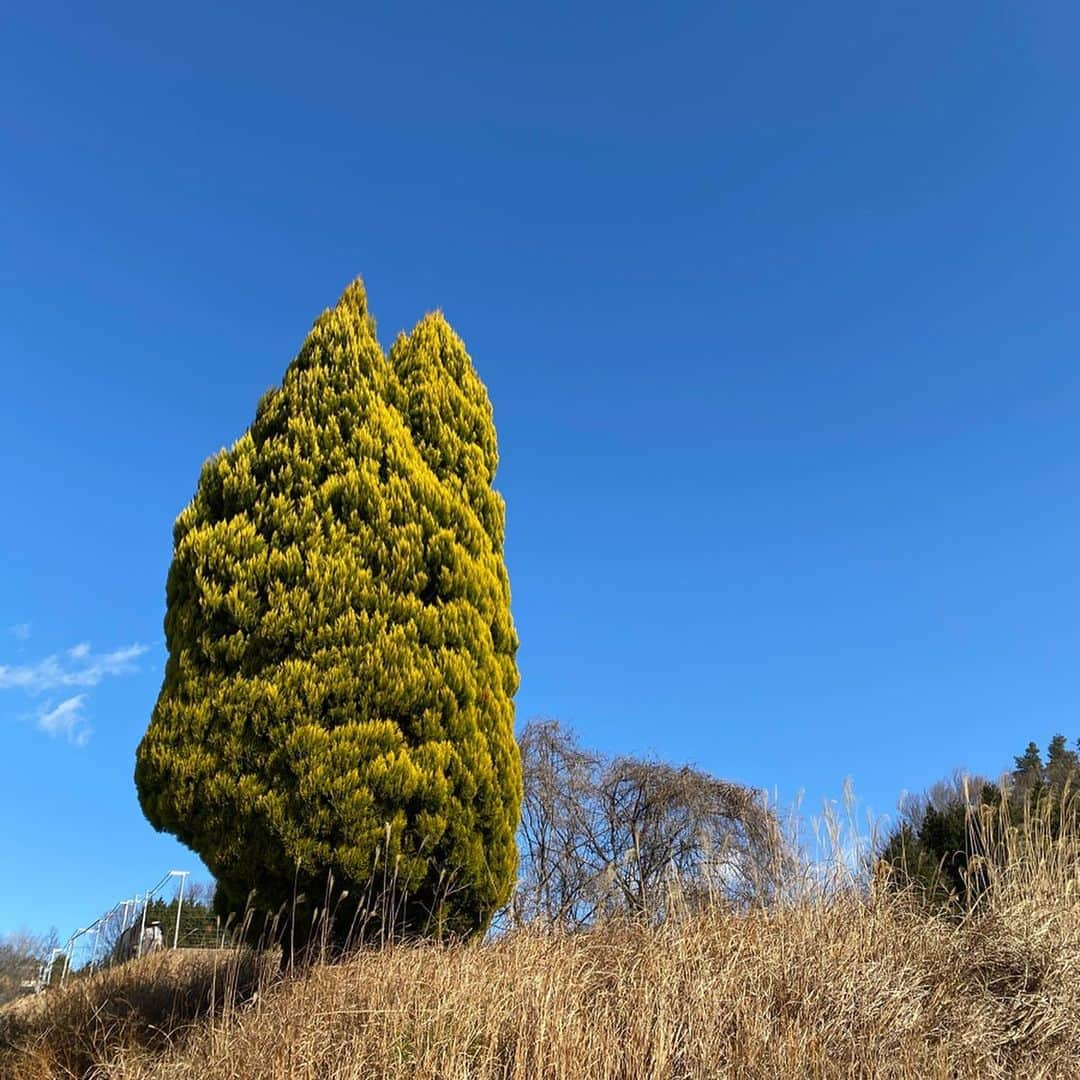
[3,1,1080,937]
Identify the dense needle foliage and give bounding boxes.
[135,280,520,940]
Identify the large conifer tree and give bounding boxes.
[135,281,520,940]
[391,313,521,908]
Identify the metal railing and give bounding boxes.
[33,868,223,991]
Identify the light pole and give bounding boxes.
[90,920,101,972]
[137,891,149,958]
[170,870,190,949]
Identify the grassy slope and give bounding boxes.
[4,813,1079,1079]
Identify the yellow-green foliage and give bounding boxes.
[135,280,521,938]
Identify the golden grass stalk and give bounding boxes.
[3,791,1078,1079]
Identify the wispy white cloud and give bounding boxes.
[37,694,92,747]
[0,642,147,693]
[1,640,149,748]
[9,623,31,641]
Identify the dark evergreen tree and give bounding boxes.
[879,781,999,907]
[882,734,1080,908]
[1013,741,1045,798]
[1045,734,1080,793]
[142,892,219,950]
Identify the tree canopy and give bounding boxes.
[135,280,520,943]
[879,734,1080,907]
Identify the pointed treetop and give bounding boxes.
[336,277,370,317]
[282,276,384,389]
[1013,741,1044,783]
[404,311,470,379]
[1047,734,1069,760]
[1046,733,1080,790]
[391,310,499,483]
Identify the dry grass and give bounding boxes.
[0,949,274,1079]
[4,801,1080,1079]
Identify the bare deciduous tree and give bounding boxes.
[510,720,791,929]
[0,928,58,1005]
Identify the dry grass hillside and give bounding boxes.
[3,803,1079,1079]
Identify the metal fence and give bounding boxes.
[33,869,225,992]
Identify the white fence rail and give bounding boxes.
[34,868,215,992]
